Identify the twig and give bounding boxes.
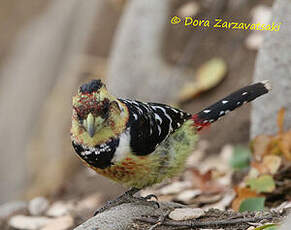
[137,211,285,229]
[149,210,171,230]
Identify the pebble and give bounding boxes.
[177,2,199,17]
[176,189,201,203]
[46,201,72,217]
[169,208,205,221]
[159,181,192,195]
[245,33,264,50]
[0,201,27,219]
[9,215,52,230]
[29,197,49,216]
[41,215,74,230]
[75,194,103,212]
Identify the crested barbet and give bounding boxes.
[71,79,270,211]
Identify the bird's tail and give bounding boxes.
[191,81,271,131]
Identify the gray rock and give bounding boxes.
[41,215,74,230]
[169,208,205,221]
[74,202,184,230]
[28,197,49,216]
[9,215,52,230]
[251,0,291,137]
[46,201,73,217]
[0,201,27,219]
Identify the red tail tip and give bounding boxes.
[191,114,211,131]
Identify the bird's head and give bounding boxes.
[71,79,128,146]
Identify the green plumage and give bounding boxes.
[88,120,197,189]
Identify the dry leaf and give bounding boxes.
[261,155,282,174]
[277,107,285,134]
[189,168,225,193]
[251,155,282,175]
[278,131,291,161]
[232,187,259,211]
[246,175,275,193]
[178,58,227,102]
[251,135,272,160]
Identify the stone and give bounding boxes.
[9,215,52,230]
[41,215,74,230]
[159,181,192,195]
[176,189,201,203]
[46,201,72,217]
[0,201,27,219]
[169,208,205,221]
[29,197,49,216]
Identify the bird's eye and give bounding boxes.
[77,113,83,122]
[73,106,86,124]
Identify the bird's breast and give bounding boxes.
[72,137,120,169]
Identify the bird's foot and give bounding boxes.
[148,210,171,230]
[94,188,159,216]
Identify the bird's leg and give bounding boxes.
[94,187,159,216]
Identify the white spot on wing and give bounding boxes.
[222,100,228,104]
[172,109,180,114]
[242,92,248,95]
[203,109,211,113]
[153,106,173,133]
[154,113,162,124]
[133,113,138,120]
[219,111,225,116]
[157,125,162,135]
[136,106,143,114]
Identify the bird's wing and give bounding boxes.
[119,99,191,155]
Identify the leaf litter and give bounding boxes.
[141,108,291,229]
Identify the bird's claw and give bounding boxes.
[94,188,160,216]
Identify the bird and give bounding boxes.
[71,79,271,214]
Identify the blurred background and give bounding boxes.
[0,0,278,219]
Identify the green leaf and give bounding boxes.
[254,224,278,230]
[229,145,251,170]
[239,197,265,212]
[246,175,275,193]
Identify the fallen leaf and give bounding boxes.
[254,224,278,230]
[259,155,282,174]
[277,108,285,134]
[232,187,258,211]
[239,197,265,212]
[178,58,227,102]
[246,175,275,193]
[229,145,251,170]
[189,168,224,193]
[278,131,291,161]
[251,135,272,160]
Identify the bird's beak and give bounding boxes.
[86,113,95,137]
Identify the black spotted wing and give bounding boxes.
[119,99,191,156]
